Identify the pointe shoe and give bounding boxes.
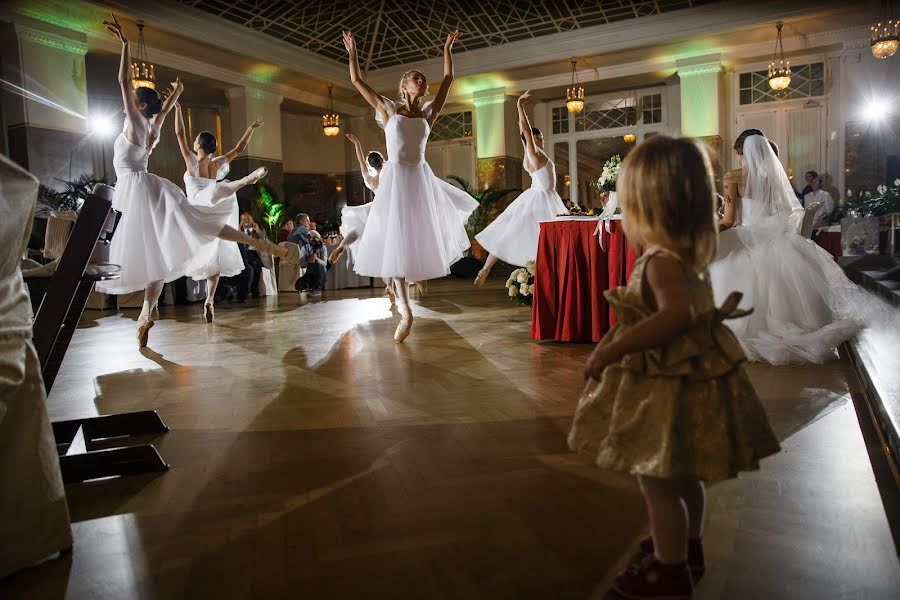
[474,269,489,287]
[329,245,346,264]
[394,313,413,343]
[136,318,154,348]
[415,281,427,297]
[204,303,214,323]
[247,167,268,184]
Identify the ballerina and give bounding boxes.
[174,101,267,322]
[95,15,297,347]
[342,28,476,341]
[474,90,567,286]
[710,131,864,364]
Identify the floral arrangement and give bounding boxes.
[597,154,622,193]
[557,205,598,217]
[506,261,535,306]
[830,179,900,224]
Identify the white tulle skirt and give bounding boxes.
[183,176,245,280]
[709,219,864,364]
[475,187,567,266]
[352,161,477,282]
[97,172,230,294]
[340,202,373,265]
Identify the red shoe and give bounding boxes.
[613,554,693,599]
[635,537,705,582]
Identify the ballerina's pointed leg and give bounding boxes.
[393,277,413,342]
[474,254,498,287]
[205,274,220,322]
[329,231,356,264]
[207,168,268,204]
[383,278,397,307]
[414,280,427,296]
[217,225,299,263]
[138,280,164,348]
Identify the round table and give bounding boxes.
[531,217,641,343]
[325,242,372,290]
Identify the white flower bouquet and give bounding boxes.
[597,154,623,219]
[505,260,536,306]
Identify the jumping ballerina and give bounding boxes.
[96,15,297,347]
[342,28,477,341]
[474,90,566,286]
[174,101,267,322]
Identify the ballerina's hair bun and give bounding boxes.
[135,87,163,116]
[197,131,217,154]
[733,128,764,152]
[367,151,385,171]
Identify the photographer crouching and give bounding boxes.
[286,213,328,295]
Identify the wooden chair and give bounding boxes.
[26,184,169,484]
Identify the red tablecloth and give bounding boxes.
[815,231,842,258]
[531,219,640,343]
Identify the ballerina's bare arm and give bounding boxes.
[517,91,546,171]
[345,133,368,174]
[223,118,263,163]
[104,15,142,137]
[585,253,694,380]
[342,30,391,118]
[173,103,197,170]
[426,30,462,127]
[153,78,183,130]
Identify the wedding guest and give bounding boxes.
[804,176,834,229]
[279,219,295,242]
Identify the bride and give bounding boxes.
[709,132,863,364]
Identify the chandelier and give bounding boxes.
[323,84,340,137]
[566,58,585,114]
[131,20,156,90]
[767,21,791,91]
[871,1,899,59]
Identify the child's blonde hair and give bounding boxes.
[618,135,718,272]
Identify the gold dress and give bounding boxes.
[568,251,780,483]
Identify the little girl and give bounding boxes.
[568,135,780,599]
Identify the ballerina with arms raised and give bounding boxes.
[174,101,267,322]
[342,28,477,341]
[474,91,566,286]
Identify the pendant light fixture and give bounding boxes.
[323,84,340,137]
[870,0,899,59]
[131,20,156,90]
[767,21,792,91]
[566,58,585,114]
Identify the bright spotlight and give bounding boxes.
[90,113,115,138]
[863,98,892,122]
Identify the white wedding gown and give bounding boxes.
[353,100,478,282]
[339,170,377,265]
[475,155,566,266]
[709,136,864,364]
[97,121,232,294]
[182,156,245,280]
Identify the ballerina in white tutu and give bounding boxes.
[342,28,477,341]
[474,90,567,286]
[96,15,297,347]
[174,101,267,322]
[329,133,383,267]
[710,130,864,364]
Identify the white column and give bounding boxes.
[225,87,283,161]
[675,54,723,138]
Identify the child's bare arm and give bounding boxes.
[585,254,694,380]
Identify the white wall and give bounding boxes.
[281,112,348,173]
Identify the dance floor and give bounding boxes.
[2,279,898,599]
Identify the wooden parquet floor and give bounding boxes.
[3,278,898,599]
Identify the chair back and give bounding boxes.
[800,202,821,238]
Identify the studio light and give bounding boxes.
[90,113,115,138]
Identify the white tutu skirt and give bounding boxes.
[340,202,373,264]
[183,176,245,280]
[353,161,477,282]
[97,172,231,294]
[475,187,566,266]
[709,219,864,364]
